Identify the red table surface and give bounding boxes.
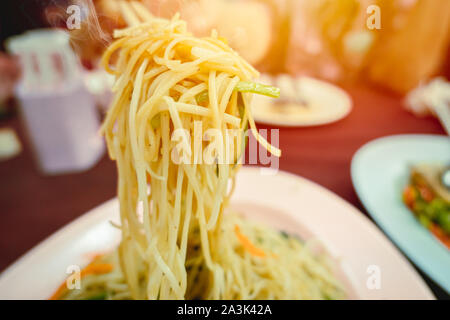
[0,83,447,296]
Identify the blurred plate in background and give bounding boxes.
[352,134,450,293]
[252,76,352,127]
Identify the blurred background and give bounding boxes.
[0,0,449,298]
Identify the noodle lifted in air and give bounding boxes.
[55,15,345,300]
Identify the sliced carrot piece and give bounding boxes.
[429,223,450,250]
[403,185,416,209]
[234,225,266,258]
[418,185,434,203]
[80,263,113,277]
[49,263,113,300]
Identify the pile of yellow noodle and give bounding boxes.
[58,15,345,300]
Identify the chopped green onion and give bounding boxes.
[195,90,209,104]
[418,214,431,228]
[235,81,280,98]
[437,211,450,233]
[195,81,280,104]
[151,114,161,129]
[84,292,107,300]
[280,231,290,239]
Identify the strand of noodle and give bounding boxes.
[207,162,228,230]
[138,66,199,121]
[179,83,207,103]
[129,1,153,22]
[243,93,281,157]
[118,0,141,26]
[149,240,183,298]
[203,164,216,192]
[206,37,258,79]
[180,184,193,262]
[215,72,230,99]
[168,166,184,269]
[101,37,128,74]
[220,76,240,114]
[182,164,213,269]
[147,39,165,55]
[159,113,170,231]
[202,63,247,80]
[102,84,132,159]
[143,65,167,81]
[128,60,161,244]
[172,84,188,94]
[155,102,240,127]
[153,55,181,69]
[208,71,220,128]
[123,42,153,84]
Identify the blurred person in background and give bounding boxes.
[67,0,273,68]
[0,53,19,115]
[1,0,449,98]
[71,0,449,94]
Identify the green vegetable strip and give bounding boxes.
[235,81,280,98]
[195,81,280,104]
[195,91,209,104]
[84,292,107,300]
[151,114,161,129]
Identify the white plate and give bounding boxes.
[0,167,433,299]
[252,76,352,127]
[351,134,450,293]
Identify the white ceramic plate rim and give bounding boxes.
[252,77,352,127]
[0,167,434,299]
[351,134,450,293]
